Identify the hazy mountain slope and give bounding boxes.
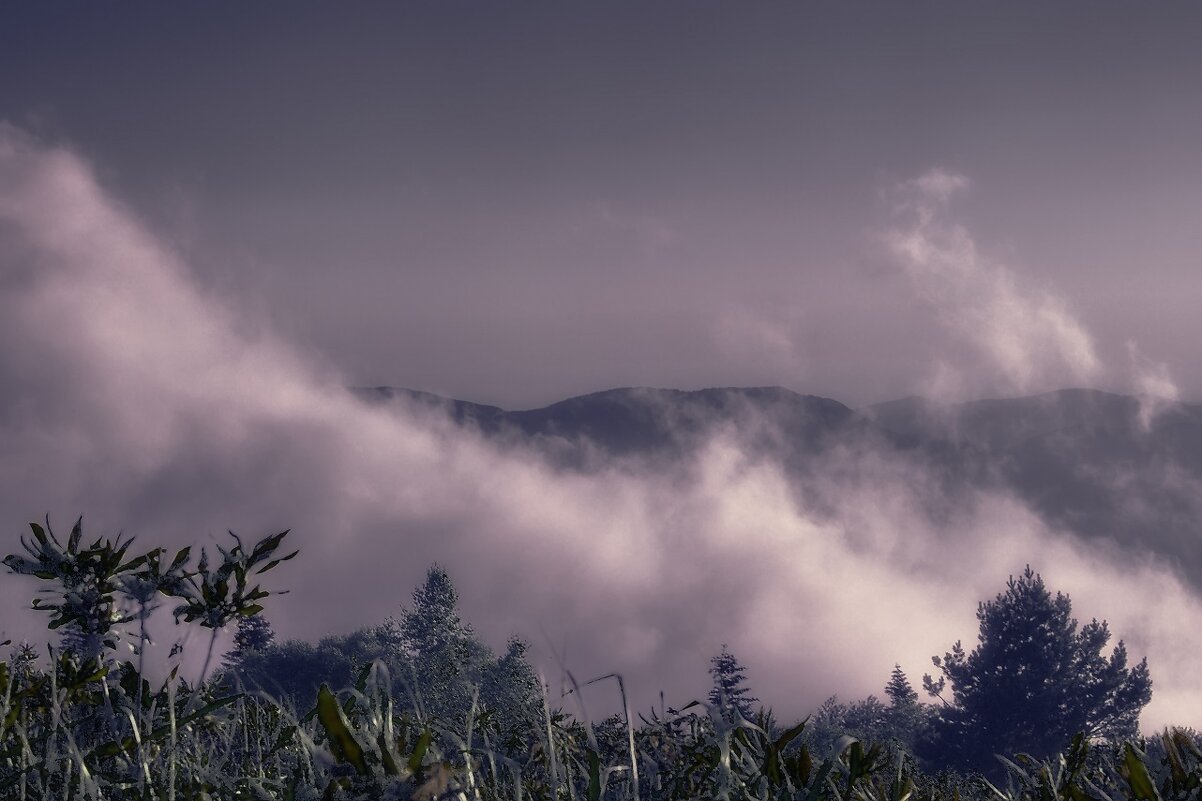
[358,385,1202,586]
[356,385,869,465]
[869,389,1202,574]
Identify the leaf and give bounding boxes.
[774,717,809,753]
[316,684,368,776]
[587,748,602,801]
[256,550,300,575]
[407,728,432,774]
[68,517,83,553]
[1122,743,1160,801]
[1067,784,1103,801]
[377,732,401,776]
[801,759,835,801]
[170,547,192,571]
[795,745,814,786]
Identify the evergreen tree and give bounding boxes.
[881,665,933,752]
[708,643,758,720]
[226,563,543,753]
[885,664,918,706]
[920,566,1152,778]
[480,636,543,739]
[390,564,479,721]
[224,614,275,668]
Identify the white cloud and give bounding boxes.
[0,132,1196,734]
[1127,340,1181,430]
[887,169,1101,399]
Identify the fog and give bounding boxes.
[1,127,1198,733]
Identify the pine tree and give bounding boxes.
[708,643,758,721]
[885,664,918,706]
[480,636,543,736]
[393,564,478,719]
[921,566,1152,777]
[225,614,275,668]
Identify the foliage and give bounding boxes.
[227,563,544,757]
[2,520,1186,801]
[226,625,395,708]
[1,517,296,799]
[921,566,1153,779]
[805,667,936,760]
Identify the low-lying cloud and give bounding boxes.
[0,129,1197,733]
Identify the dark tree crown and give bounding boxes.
[920,566,1152,778]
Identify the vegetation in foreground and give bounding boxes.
[0,516,1193,800]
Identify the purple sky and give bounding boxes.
[3,4,1202,732]
[4,3,1201,407]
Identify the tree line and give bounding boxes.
[221,562,1153,782]
[6,516,1157,787]
[709,566,1152,781]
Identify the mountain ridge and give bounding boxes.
[354,383,1202,591]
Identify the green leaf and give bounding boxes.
[170,547,192,571]
[774,717,809,753]
[316,684,368,776]
[377,732,401,776]
[587,748,602,801]
[801,759,835,801]
[1067,784,1102,801]
[1122,744,1160,801]
[407,729,432,774]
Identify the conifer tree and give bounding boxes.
[225,614,275,668]
[921,566,1152,777]
[393,564,478,720]
[885,663,918,706]
[708,643,758,720]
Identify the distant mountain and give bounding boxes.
[355,385,1202,588]
[356,385,868,466]
[868,389,1202,571]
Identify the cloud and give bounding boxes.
[1127,340,1181,430]
[887,169,1101,399]
[0,130,1198,734]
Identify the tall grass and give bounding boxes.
[2,520,1200,800]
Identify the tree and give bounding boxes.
[885,664,918,707]
[225,625,395,707]
[881,665,936,754]
[386,564,481,721]
[479,636,542,739]
[224,614,275,669]
[920,566,1152,777]
[225,563,543,747]
[708,643,758,720]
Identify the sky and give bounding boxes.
[3,3,1202,734]
[4,3,1202,408]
